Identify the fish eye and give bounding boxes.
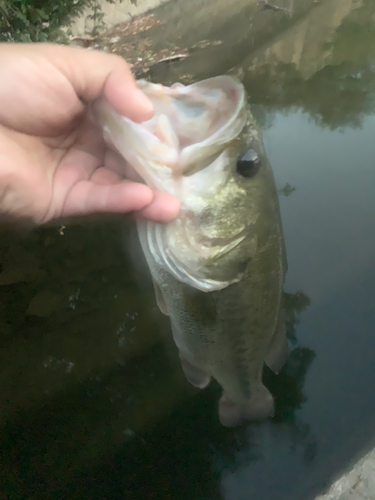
[237,149,261,178]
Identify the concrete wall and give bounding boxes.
[70,0,169,37]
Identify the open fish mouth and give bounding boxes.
[94,76,247,192]
[137,77,247,175]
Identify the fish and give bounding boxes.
[94,76,288,427]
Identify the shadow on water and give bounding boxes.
[0,253,313,500]
[2,0,375,499]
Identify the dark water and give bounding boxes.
[2,1,375,499]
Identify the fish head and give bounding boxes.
[178,125,269,286]
[95,76,274,292]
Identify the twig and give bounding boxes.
[156,53,189,63]
[260,0,288,12]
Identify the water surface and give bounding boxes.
[1,1,375,499]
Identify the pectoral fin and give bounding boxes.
[264,308,288,374]
[152,279,169,316]
[179,354,211,389]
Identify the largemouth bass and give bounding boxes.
[95,76,288,427]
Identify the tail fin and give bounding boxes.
[218,385,274,427]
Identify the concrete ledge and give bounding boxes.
[70,0,169,37]
[316,449,375,500]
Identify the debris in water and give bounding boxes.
[279,183,296,197]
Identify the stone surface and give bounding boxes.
[316,449,375,500]
[70,0,169,37]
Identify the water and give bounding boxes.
[2,1,375,499]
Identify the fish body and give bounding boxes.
[95,76,288,427]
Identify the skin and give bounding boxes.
[0,43,180,224]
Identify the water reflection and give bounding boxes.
[238,0,375,130]
[2,0,375,498]
[0,222,312,498]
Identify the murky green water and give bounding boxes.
[2,1,375,499]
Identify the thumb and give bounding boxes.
[0,43,154,124]
[42,43,154,122]
[53,44,154,122]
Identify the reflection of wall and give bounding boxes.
[249,0,363,79]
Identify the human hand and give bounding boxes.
[0,43,180,224]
